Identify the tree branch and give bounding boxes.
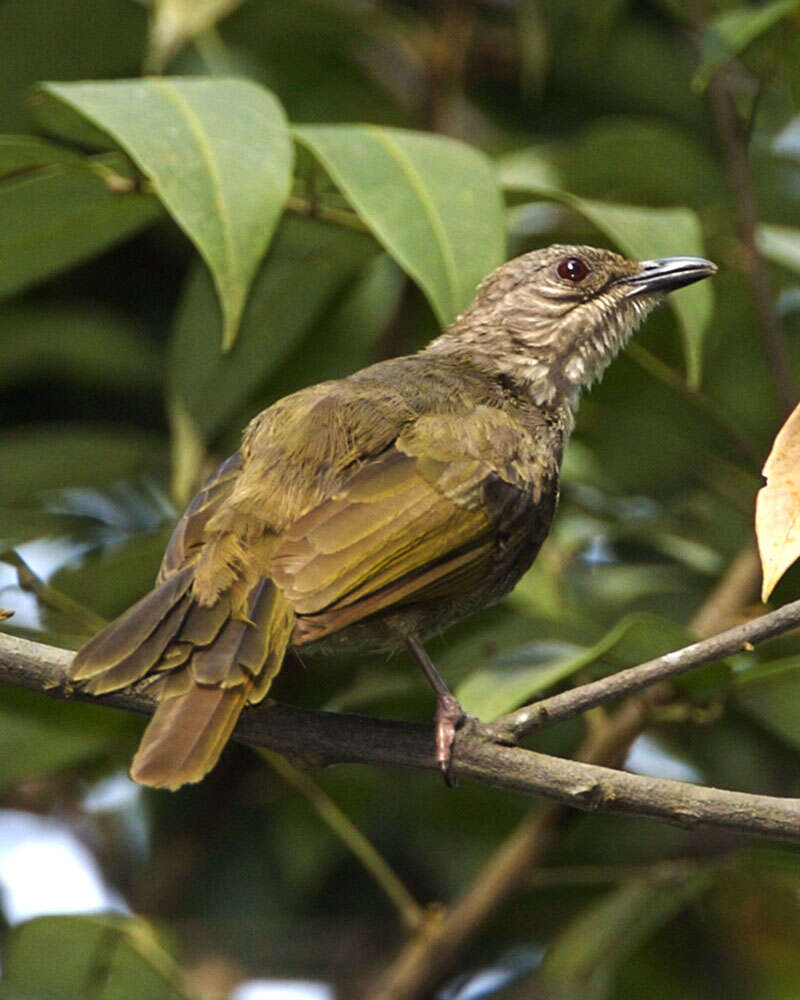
[2,630,799,845]
[499,594,800,740]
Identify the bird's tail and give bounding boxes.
[69,570,295,790]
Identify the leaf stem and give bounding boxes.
[1,551,107,636]
[260,749,425,932]
[285,194,370,234]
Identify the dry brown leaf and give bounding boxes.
[756,401,800,601]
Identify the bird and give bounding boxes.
[68,244,716,790]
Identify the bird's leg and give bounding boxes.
[405,636,465,782]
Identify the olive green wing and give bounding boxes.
[157,450,244,583]
[271,407,539,644]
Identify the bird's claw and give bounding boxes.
[435,692,465,787]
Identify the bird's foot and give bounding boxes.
[435,691,466,787]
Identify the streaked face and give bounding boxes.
[453,244,715,396]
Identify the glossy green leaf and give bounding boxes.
[0,166,161,300]
[757,223,800,273]
[734,656,800,750]
[456,613,693,720]
[693,0,800,92]
[2,915,190,1000]
[497,164,712,386]
[168,216,377,441]
[294,124,506,325]
[38,78,294,349]
[0,427,167,506]
[538,872,711,998]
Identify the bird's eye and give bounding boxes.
[557,257,589,282]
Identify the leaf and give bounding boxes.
[456,614,693,720]
[0,427,167,507]
[693,0,800,93]
[756,401,800,601]
[497,165,712,386]
[734,656,800,750]
[52,529,173,621]
[294,124,506,325]
[757,223,800,274]
[0,686,133,790]
[258,251,406,404]
[0,134,82,176]
[538,872,711,998]
[0,0,148,134]
[37,78,294,349]
[168,216,377,441]
[0,304,161,393]
[0,165,162,301]
[498,146,564,192]
[2,915,190,1000]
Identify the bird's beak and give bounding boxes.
[623,257,718,297]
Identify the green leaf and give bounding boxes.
[37,78,294,349]
[52,529,173,621]
[2,915,191,1000]
[0,304,161,393]
[693,0,800,93]
[456,613,693,720]
[0,686,133,789]
[757,223,800,273]
[538,872,711,998]
[499,146,564,192]
[0,427,167,507]
[0,166,161,301]
[734,655,800,750]
[258,251,406,404]
[0,134,82,176]
[497,163,712,386]
[168,216,377,441]
[294,124,506,325]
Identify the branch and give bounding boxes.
[499,594,800,740]
[2,630,800,845]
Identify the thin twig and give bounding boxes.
[367,693,653,1000]
[1,631,799,845]
[498,594,800,740]
[1,551,107,636]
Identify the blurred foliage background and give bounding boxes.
[2,1,800,997]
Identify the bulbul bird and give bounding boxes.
[69,244,716,790]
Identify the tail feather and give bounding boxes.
[179,595,231,645]
[69,570,295,790]
[191,624,250,685]
[69,566,194,679]
[130,682,251,790]
[81,593,193,695]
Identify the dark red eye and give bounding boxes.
[557,257,589,282]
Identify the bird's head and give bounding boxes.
[433,244,716,406]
